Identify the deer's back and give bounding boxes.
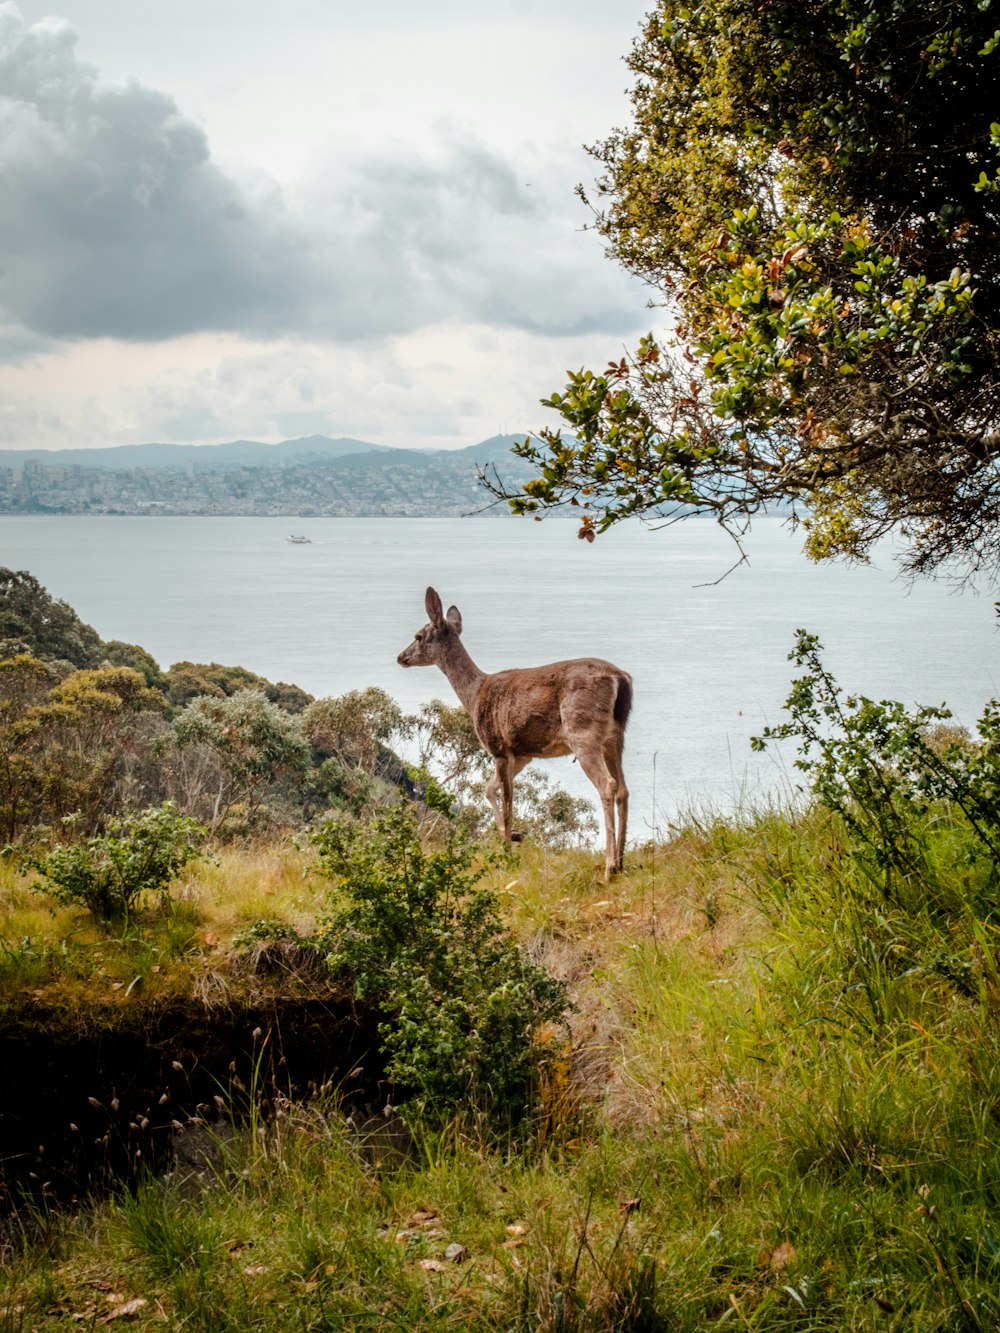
[472,658,630,758]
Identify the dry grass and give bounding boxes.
[0,856,86,944]
[0,839,327,1002]
[178,838,324,936]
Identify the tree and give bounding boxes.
[169,689,310,834]
[0,655,62,842]
[491,1,1000,578]
[0,568,102,666]
[165,660,313,713]
[0,660,169,840]
[101,640,167,693]
[303,687,411,773]
[300,688,413,817]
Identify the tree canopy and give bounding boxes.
[495,0,1000,578]
[0,568,103,666]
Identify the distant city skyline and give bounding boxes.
[0,0,652,453]
[0,431,538,515]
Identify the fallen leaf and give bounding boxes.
[203,932,218,947]
[243,1265,268,1277]
[768,1242,797,1272]
[419,1259,448,1273]
[406,1209,439,1228]
[99,1297,147,1323]
[505,1223,530,1237]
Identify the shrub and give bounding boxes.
[754,630,1000,902]
[27,802,206,923]
[751,632,1000,1029]
[314,804,568,1129]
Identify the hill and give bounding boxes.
[0,435,388,471]
[0,434,528,473]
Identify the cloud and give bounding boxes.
[0,5,311,340]
[316,137,639,338]
[0,4,642,347]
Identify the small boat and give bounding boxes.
[285,534,312,544]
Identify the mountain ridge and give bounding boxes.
[0,433,531,472]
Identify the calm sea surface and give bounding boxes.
[1,514,997,837]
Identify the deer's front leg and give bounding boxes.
[485,764,506,837]
[487,756,530,843]
[496,755,516,843]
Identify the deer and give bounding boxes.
[397,587,631,879]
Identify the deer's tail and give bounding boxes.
[614,673,633,730]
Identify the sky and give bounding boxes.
[0,0,654,451]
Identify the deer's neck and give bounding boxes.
[437,636,486,714]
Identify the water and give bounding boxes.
[1,514,997,836]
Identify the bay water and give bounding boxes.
[1,514,996,838]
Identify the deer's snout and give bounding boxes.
[397,647,413,667]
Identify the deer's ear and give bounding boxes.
[446,605,462,635]
[425,587,444,626]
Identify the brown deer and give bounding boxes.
[397,587,631,879]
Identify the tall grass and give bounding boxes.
[5,788,1000,1327]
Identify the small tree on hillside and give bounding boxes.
[0,659,169,839]
[170,689,310,834]
[28,803,206,923]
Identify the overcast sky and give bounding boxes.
[0,0,653,451]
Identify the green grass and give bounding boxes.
[0,840,324,1001]
[4,805,1000,1329]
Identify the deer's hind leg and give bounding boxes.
[605,735,629,873]
[572,739,620,881]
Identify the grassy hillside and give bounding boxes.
[3,794,1000,1330]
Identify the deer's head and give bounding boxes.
[397,587,463,668]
